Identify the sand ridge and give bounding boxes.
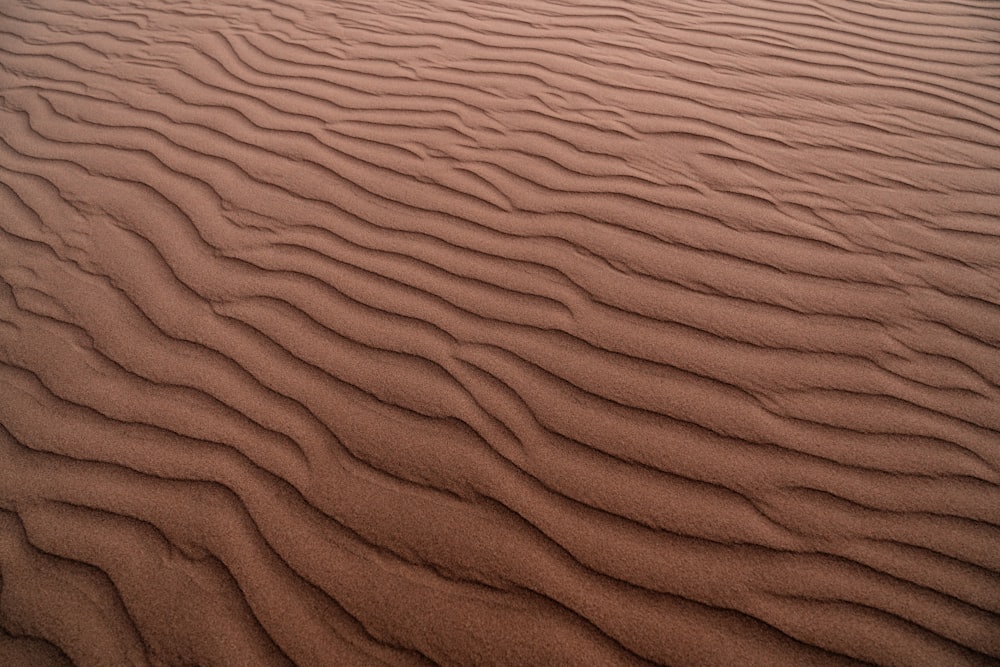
[1,0,999,664]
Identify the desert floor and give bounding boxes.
[1,0,999,665]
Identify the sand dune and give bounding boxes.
[1,0,999,664]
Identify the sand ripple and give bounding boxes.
[1,0,999,664]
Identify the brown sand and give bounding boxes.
[1,0,999,664]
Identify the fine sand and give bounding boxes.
[1,0,999,665]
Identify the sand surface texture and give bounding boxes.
[2,0,999,665]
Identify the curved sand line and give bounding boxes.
[1,0,999,664]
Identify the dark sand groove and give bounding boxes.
[2,0,999,664]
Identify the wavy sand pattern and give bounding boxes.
[1,0,999,664]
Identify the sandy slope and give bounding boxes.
[1,0,999,664]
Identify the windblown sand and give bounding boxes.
[1,0,999,665]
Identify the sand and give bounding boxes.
[1,0,999,664]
